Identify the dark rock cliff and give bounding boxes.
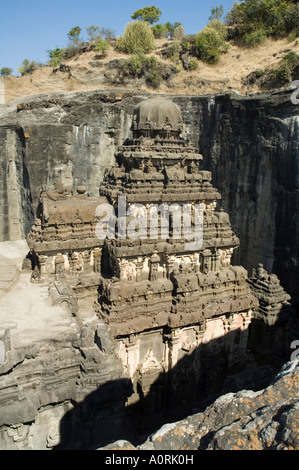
[0,88,298,306]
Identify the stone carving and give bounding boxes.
[49,280,79,315]
[248,264,299,367]
[92,97,259,410]
[248,263,292,326]
[15,96,295,448]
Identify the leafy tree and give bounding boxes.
[131,5,162,24]
[242,29,267,47]
[116,20,155,54]
[209,5,224,21]
[86,25,100,42]
[152,23,168,38]
[67,26,82,46]
[225,0,299,39]
[47,48,65,67]
[0,67,13,77]
[164,22,183,39]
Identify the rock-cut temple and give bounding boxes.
[26,97,296,427]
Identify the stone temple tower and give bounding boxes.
[94,97,258,420]
[10,96,298,448]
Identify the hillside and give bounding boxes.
[2,36,299,103]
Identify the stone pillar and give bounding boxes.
[136,257,144,281]
[167,329,181,371]
[93,248,101,273]
[223,313,239,373]
[240,309,252,352]
[124,335,140,406]
[55,254,65,276]
[82,250,92,273]
[38,255,47,275]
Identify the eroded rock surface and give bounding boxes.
[101,360,299,450]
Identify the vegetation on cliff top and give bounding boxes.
[1,1,298,95]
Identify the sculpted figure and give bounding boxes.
[46,181,73,201]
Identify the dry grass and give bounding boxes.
[2,37,299,103]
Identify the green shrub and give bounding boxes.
[182,39,191,51]
[194,27,229,64]
[225,0,299,41]
[283,51,299,69]
[17,59,41,76]
[121,54,147,77]
[255,69,264,78]
[152,23,168,38]
[146,66,163,87]
[267,51,299,85]
[206,19,228,40]
[284,4,299,33]
[269,62,291,83]
[288,32,298,42]
[116,20,155,54]
[169,42,181,63]
[152,23,167,38]
[188,58,199,71]
[95,38,109,55]
[0,67,13,77]
[47,48,65,67]
[241,28,267,47]
[120,53,172,88]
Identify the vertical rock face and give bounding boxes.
[0,126,33,240]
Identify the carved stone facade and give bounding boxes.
[24,98,296,430]
[24,97,259,420]
[248,264,299,367]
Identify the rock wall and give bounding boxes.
[0,125,33,240]
[0,89,298,305]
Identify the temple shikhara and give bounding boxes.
[26,97,295,425]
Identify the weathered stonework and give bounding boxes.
[0,92,298,450]
[0,88,297,307]
[22,98,259,437]
[248,264,299,367]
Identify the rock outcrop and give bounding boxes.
[101,359,299,450]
